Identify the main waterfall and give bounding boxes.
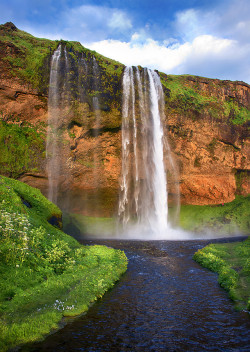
[118,67,174,239]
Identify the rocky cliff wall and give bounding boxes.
[0,22,249,215]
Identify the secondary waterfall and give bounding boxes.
[46,45,62,204]
[46,45,71,206]
[118,67,170,238]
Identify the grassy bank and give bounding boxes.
[193,237,250,311]
[179,196,250,235]
[0,176,127,351]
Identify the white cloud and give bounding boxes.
[108,10,132,30]
[84,0,250,83]
[60,5,132,41]
[87,34,250,83]
[12,0,250,83]
[174,0,250,45]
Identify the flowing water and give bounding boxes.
[46,45,62,204]
[118,67,179,239]
[46,45,71,206]
[47,47,103,211]
[22,238,250,352]
[92,56,101,192]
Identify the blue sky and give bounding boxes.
[1,0,250,83]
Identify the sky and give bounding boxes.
[1,0,250,83]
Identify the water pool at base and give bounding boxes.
[22,239,250,352]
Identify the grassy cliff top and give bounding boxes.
[0,21,249,126]
[0,22,124,90]
[159,72,250,125]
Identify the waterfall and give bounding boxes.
[118,67,171,238]
[92,56,101,207]
[148,70,168,233]
[92,56,100,114]
[46,49,180,238]
[46,45,62,204]
[46,45,71,206]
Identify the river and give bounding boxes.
[22,238,250,352]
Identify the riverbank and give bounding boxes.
[0,176,127,352]
[194,236,250,311]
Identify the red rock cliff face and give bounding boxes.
[0,23,249,213]
[164,76,250,205]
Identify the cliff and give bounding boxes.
[0,22,249,215]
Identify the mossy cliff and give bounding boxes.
[0,22,249,216]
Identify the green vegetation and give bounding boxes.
[0,176,127,351]
[0,116,45,178]
[194,237,250,311]
[63,39,124,77]
[179,196,250,235]
[0,22,124,107]
[235,170,249,194]
[0,24,57,89]
[224,99,250,125]
[161,74,216,111]
[159,73,250,125]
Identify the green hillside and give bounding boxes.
[0,176,127,351]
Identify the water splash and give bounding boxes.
[118,67,178,239]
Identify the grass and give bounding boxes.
[0,117,45,178]
[193,237,250,311]
[0,176,127,351]
[179,195,250,235]
[0,24,57,90]
[159,73,250,125]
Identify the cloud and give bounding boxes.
[3,0,249,83]
[60,5,132,42]
[174,0,250,45]
[87,34,250,83]
[108,10,132,30]
[12,3,133,43]
[85,0,250,83]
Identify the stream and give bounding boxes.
[22,238,250,352]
